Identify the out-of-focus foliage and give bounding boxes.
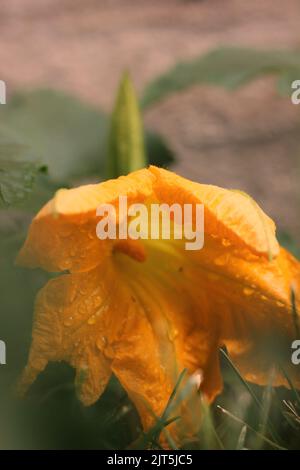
[141,47,300,108]
[0,88,175,192]
[107,73,146,178]
[0,89,108,184]
[0,126,46,207]
[0,159,45,207]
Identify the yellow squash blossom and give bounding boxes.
[17,166,300,440]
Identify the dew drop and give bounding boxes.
[87,315,97,325]
[221,238,231,247]
[168,328,179,341]
[63,316,73,327]
[243,287,254,296]
[94,296,103,307]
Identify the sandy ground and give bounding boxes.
[1,0,300,240]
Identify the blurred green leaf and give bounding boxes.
[0,126,46,207]
[0,159,44,207]
[141,47,300,108]
[0,89,108,184]
[0,88,175,187]
[107,73,146,178]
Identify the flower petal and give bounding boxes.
[18,262,114,404]
[17,169,155,272]
[150,166,279,258]
[18,258,176,427]
[17,166,279,273]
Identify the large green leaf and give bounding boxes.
[0,89,108,184]
[0,89,175,186]
[107,73,146,178]
[0,126,45,207]
[141,47,300,108]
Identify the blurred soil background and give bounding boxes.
[1,0,300,240]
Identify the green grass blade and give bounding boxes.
[217,406,286,450]
[236,425,247,450]
[160,368,187,422]
[279,362,300,406]
[220,348,280,443]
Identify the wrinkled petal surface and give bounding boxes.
[17,166,300,442]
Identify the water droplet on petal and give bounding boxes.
[63,316,73,327]
[243,287,254,296]
[99,337,114,358]
[94,296,103,308]
[221,238,231,247]
[168,328,179,341]
[87,315,97,325]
